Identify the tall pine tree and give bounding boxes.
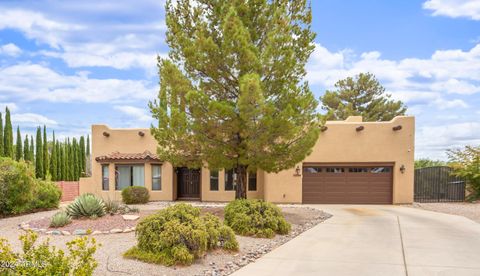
[86,135,90,156]
[4,107,13,158]
[61,142,66,181]
[23,135,29,161]
[0,112,3,157]
[35,127,43,179]
[150,0,320,198]
[42,125,49,179]
[15,126,22,161]
[56,140,61,180]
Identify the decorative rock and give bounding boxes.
[110,228,123,234]
[73,229,87,235]
[122,215,139,221]
[123,228,133,233]
[38,228,46,232]
[51,230,61,235]
[102,231,110,234]
[61,231,71,236]
[92,230,102,235]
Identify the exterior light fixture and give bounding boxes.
[400,165,406,174]
[356,126,364,132]
[103,131,110,137]
[392,125,402,131]
[321,126,328,132]
[138,131,145,137]
[294,166,301,176]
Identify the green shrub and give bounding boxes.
[50,211,72,228]
[224,199,291,238]
[124,203,238,266]
[121,186,150,204]
[66,194,106,219]
[0,230,98,275]
[104,198,120,215]
[30,180,62,210]
[0,158,35,215]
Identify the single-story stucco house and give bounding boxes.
[79,115,414,204]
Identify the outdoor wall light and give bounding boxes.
[356,125,364,132]
[400,165,406,174]
[138,131,145,137]
[392,125,402,131]
[294,166,301,176]
[103,131,110,137]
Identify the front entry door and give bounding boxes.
[177,167,201,199]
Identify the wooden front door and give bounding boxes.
[177,167,201,199]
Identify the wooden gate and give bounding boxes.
[414,166,465,202]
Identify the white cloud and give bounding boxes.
[423,0,480,20]
[0,43,22,56]
[0,102,19,112]
[0,9,83,48]
[0,63,156,103]
[416,122,480,159]
[307,43,480,110]
[11,113,58,126]
[114,105,152,122]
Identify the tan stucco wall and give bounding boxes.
[263,116,415,204]
[81,115,414,204]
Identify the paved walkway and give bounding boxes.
[232,205,480,276]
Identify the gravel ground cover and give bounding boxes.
[0,202,331,276]
[412,202,480,223]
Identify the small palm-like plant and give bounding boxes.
[50,211,72,227]
[66,194,106,219]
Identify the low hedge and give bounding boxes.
[121,186,150,204]
[124,203,238,266]
[30,179,62,210]
[224,199,291,238]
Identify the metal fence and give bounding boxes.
[414,166,466,202]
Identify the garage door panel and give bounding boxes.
[302,164,393,204]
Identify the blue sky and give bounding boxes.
[0,0,479,160]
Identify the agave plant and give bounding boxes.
[50,211,72,227]
[66,193,106,219]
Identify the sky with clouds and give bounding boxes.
[0,0,479,160]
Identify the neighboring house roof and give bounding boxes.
[95,150,161,162]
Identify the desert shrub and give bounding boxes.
[50,211,72,228]
[66,194,106,219]
[448,146,480,201]
[104,198,120,215]
[121,186,150,204]
[30,179,62,210]
[124,203,238,266]
[0,158,35,215]
[0,230,98,275]
[224,199,291,238]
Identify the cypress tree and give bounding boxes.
[43,125,49,179]
[35,127,43,179]
[50,131,57,181]
[61,142,66,181]
[29,136,34,163]
[23,135,29,161]
[72,138,79,181]
[79,136,86,176]
[56,141,61,180]
[86,135,90,156]
[15,126,22,161]
[0,112,3,157]
[67,139,73,181]
[4,107,13,158]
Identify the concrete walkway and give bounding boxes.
[232,205,480,276]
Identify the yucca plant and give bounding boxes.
[104,198,120,215]
[66,194,106,219]
[50,211,72,227]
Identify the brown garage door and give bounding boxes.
[302,163,393,204]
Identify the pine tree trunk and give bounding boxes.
[235,165,247,199]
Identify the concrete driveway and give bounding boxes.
[232,205,480,276]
